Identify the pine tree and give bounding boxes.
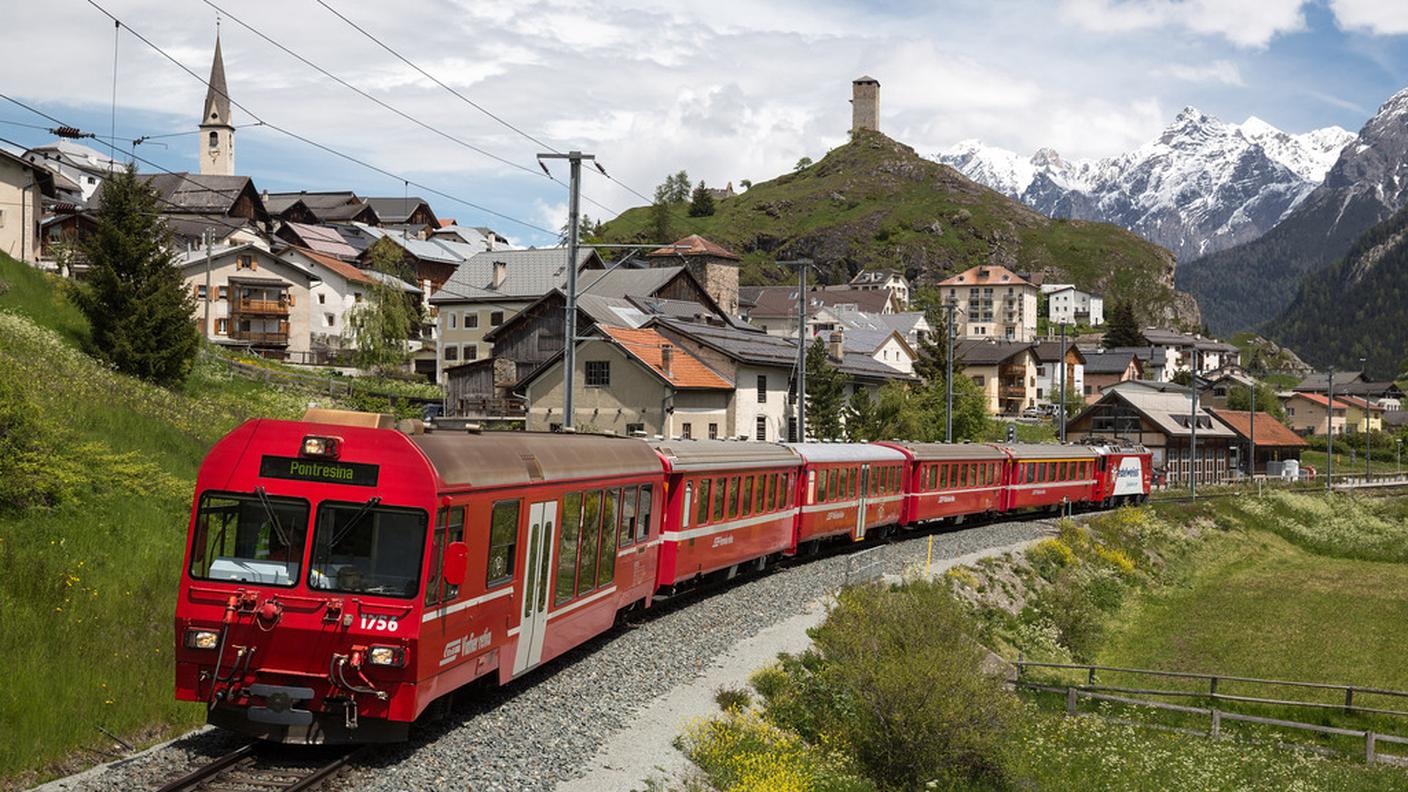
[1102,301,1147,347]
[688,181,715,217]
[72,165,198,386]
[346,237,416,374]
[844,386,876,441]
[804,337,848,440]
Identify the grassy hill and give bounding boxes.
[0,254,320,786]
[600,130,1200,327]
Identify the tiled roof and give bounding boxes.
[745,285,893,317]
[599,326,732,389]
[430,247,601,303]
[937,264,1032,288]
[266,191,360,210]
[1337,395,1384,412]
[577,266,687,299]
[281,222,359,259]
[1081,388,1235,439]
[1286,392,1351,410]
[1082,351,1138,375]
[115,173,254,215]
[1032,340,1086,364]
[287,246,373,285]
[1207,409,1307,447]
[647,234,740,260]
[654,318,913,382]
[1293,370,1365,391]
[365,197,435,224]
[954,339,1034,366]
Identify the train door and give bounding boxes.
[513,499,558,676]
[855,465,870,540]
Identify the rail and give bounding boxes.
[153,743,357,791]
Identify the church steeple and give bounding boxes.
[199,33,235,176]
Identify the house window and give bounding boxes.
[196,285,209,300]
[208,130,219,149]
[626,422,645,436]
[324,313,335,328]
[444,345,459,362]
[354,292,363,303]
[755,415,767,441]
[757,375,767,403]
[449,312,457,329]
[464,345,478,360]
[681,423,692,439]
[1084,385,1092,395]
[585,361,610,387]
[236,255,254,270]
[465,313,479,328]
[490,310,505,326]
[215,318,228,335]
[974,375,985,386]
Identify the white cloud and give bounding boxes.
[1158,60,1245,85]
[1059,0,1308,48]
[1328,0,1408,35]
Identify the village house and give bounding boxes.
[178,243,317,357]
[848,268,910,308]
[364,196,439,234]
[1292,370,1404,411]
[0,148,53,264]
[1032,340,1085,407]
[278,246,420,358]
[521,325,733,437]
[645,235,741,316]
[22,139,118,203]
[274,222,360,260]
[840,327,917,374]
[1339,395,1385,433]
[1081,350,1142,403]
[1103,345,1174,383]
[1041,284,1104,326]
[1068,381,1237,486]
[264,191,379,225]
[955,338,1039,415]
[1207,408,1308,477]
[1139,327,1241,376]
[105,171,271,250]
[1197,369,1259,409]
[937,265,1039,342]
[740,284,899,337]
[1280,392,1348,437]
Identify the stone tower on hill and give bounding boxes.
[646,235,741,316]
[199,35,235,176]
[851,75,879,135]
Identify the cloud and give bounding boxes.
[1157,60,1245,85]
[1328,0,1408,35]
[1059,0,1308,48]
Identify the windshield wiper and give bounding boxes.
[329,497,382,550]
[254,486,292,548]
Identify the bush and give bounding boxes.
[1029,571,1105,661]
[714,685,752,713]
[1026,538,1074,581]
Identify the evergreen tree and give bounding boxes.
[650,185,674,244]
[346,237,416,374]
[72,165,198,386]
[844,386,877,441]
[1102,301,1147,347]
[804,337,848,440]
[688,181,715,217]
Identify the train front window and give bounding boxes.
[308,501,427,598]
[190,492,309,586]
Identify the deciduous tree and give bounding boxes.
[346,237,417,374]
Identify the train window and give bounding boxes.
[556,493,581,605]
[696,479,711,525]
[576,491,603,596]
[765,474,776,512]
[190,492,309,587]
[484,500,520,589]
[848,468,858,498]
[426,506,465,605]
[726,478,739,519]
[973,465,983,487]
[307,501,427,599]
[713,477,726,521]
[1025,464,1035,484]
[619,486,637,548]
[636,485,653,542]
[741,477,754,517]
[596,489,619,587]
[1060,462,1069,480]
[817,470,828,502]
[755,475,766,513]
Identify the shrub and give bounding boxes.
[1030,571,1105,661]
[714,685,752,713]
[748,664,790,703]
[1026,538,1074,581]
[1094,544,1137,576]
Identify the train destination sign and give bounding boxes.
[259,455,380,487]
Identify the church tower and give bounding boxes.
[199,35,235,176]
[851,75,879,135]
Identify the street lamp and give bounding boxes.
[944,296,959,443]
[1397,437,1402,478]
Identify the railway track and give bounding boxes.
[152,743,356,792]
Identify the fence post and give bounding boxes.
[1210,677,1218,700]
[1016,653,1024,681]
[1366,731,1377,764]
[1345,688,1355,714]
[1087,667,1097,686]
[1210,708,1220,738]
[1066,687,1078,716]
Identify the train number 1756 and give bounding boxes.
[359,615,399,632]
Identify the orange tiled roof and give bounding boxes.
[1289,392,1351,410]
[292,246,374,285]
[937,264,1032,288]
[1207,409,1307,447]
[1336,394,1384,412]
[646,234,741,261]
[599,326,732,389]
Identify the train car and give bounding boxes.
[649,440,802,588]
[785,443,908,547]
[1091,443,1153,506]
[996,443,1103,512]
[175,410,665,743]
[876,442,1009,527]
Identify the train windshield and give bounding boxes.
[189,491,310,587]
[307,501,427,599]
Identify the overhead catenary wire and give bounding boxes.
[82,0,555,236]
[313,0,657,209]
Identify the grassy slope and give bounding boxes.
[598,131,1194,326]
[0,254,313,785]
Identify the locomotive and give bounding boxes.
[175,409,1150,743]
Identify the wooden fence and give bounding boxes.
[207,353,442,408]
[1015,659,1408,765]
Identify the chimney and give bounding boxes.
[829,330,844,361]
[660,344,674,377]
[492,260,507,289]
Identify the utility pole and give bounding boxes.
[538,151,594,431]
[203,229,213,339]
[1327,367,1335,491]
[1189,382,1199,497]
[1361,357,1370,483]
[1248,380,1256,479]
[779,259,813,442]
[1058,321,1067,444]
[945,297,957,443]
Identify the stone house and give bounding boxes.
[646,235,741,316]
[1081,351,1142,404]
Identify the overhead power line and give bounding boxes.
[83,0,554,236]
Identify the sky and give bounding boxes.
[3,0,1408,247]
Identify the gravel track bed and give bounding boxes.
[38,518,1053,792]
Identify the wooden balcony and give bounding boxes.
[234,298,289,315]
[1001,384,1026,398]
[229,329,289,346]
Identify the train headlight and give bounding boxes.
[367,645,406,667]
[301,435,341,459]
[185,629,220,650]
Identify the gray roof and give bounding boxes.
[167,214,257,244]
[1032,340,1086,364]
[265,191,360,210]
[955,339,1034,366]
[576,294,650,328]
[745,285,893,318]
[1105,346,1168,368]
[1294,371,1365,392]
[576,266,684,299]
[841,327,903,355]
[1083,351,1139,375]
[106,173,256,215]
[176,243,317,283]
[1079,387,1235,440]
[654,318,913,382]
[430,247,601,304]
[783,442,908,464]
[626,295,754,331]
[829,308,927,336]
[364,197,434,224]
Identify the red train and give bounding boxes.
[175,410,1149,743]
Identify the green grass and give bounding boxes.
[0,254,322,786]
[1303,449,1406,477]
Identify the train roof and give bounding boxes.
[410,430,664,489]
[875,441,1009,461]
[647,439,802,473]
[782,442,908,464]
[993,443,1101,460]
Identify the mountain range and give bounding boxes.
[938,109,1354,262]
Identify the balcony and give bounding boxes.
[1001,384,1026,398]
[234,298,289,315]
[229,329,289,346]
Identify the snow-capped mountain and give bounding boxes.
[937,108,1354,261]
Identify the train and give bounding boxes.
[175,409,1151,743]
